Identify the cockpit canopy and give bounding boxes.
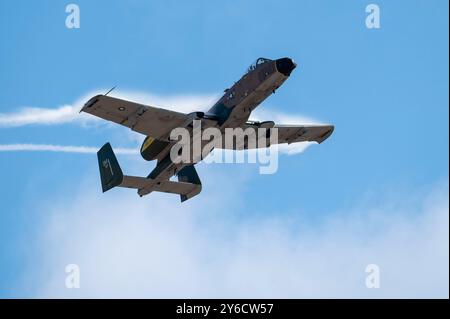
[246,57,272,73]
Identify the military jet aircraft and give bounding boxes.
[81,57,334,202]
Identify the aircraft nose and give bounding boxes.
[275,57,297,76]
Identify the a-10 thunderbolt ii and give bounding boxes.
[81,57,334,202]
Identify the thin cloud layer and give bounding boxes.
[21,168,449,298]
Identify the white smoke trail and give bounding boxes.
[0,144,138,155]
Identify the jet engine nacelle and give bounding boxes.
[140,112,210,161]
[140,136,170,161]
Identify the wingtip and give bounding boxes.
[317,125,334,144]
[80,95,101,113]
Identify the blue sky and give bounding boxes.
[0,0,448,298]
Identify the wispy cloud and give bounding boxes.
[0,143,138,154]
[0,92,98,127]
[0,90,324,155]
[19,168,449,298]
[0,90,324,127]
[0,105,82,127]
[0,90,218,127]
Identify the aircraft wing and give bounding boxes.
[274,124,334,145]
[219,123,334,150]
[81,95,188,138]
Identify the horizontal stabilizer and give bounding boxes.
[122,174,202,202]
[134,166,202,201]
[96,143,202,202]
